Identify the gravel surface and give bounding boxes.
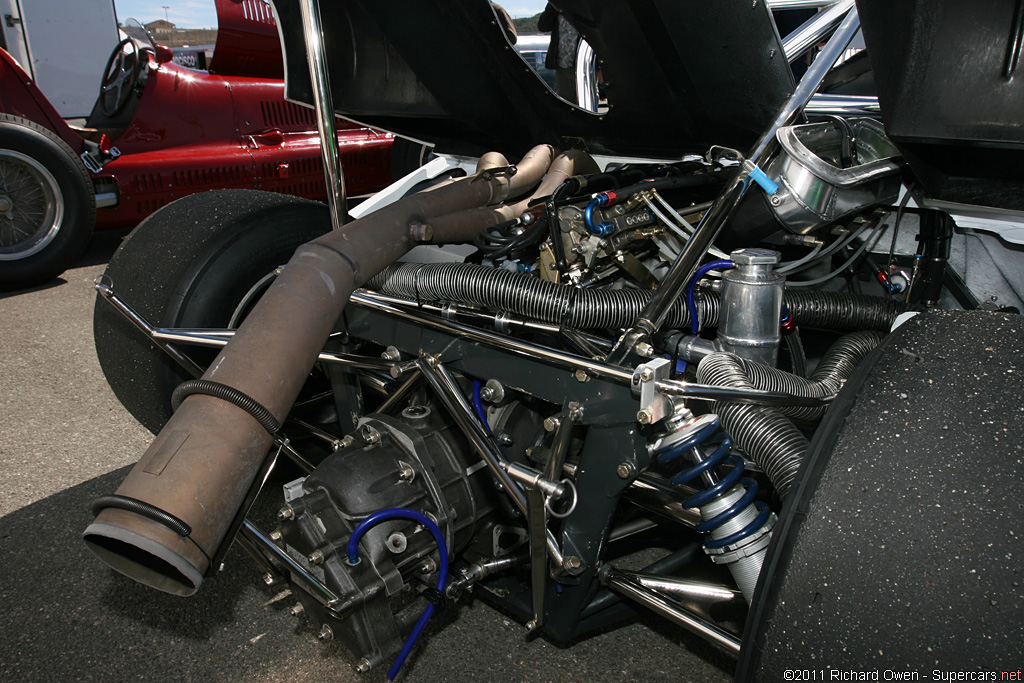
[0,232,735,683]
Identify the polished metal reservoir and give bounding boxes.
[718,248,784,366]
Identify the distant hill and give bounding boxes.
[512,13,545,35]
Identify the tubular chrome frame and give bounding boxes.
[601,566,742,654]
[297,0,348,230]
[781,0,856,63]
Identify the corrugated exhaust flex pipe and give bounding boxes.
[84,145,556,596]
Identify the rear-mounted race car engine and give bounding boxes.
[276,405,493,670]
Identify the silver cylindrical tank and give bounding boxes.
[718,248,784,366]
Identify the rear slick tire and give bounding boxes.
[94,189,330,434]
[738,310,1024,679]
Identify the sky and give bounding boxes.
[112,0,550,29]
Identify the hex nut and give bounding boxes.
[635,341,655,358]
[409,222,433,242]
[317,624,334,642]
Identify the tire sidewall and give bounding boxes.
[94,189,330,433]
[0,115,95,289]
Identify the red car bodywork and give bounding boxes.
[0,0,393,231]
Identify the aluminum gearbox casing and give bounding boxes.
[278,406,493,670]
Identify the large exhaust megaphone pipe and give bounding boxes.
[84,145,556,595]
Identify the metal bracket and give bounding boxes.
[633,357,673,425]
[475,164,518,182]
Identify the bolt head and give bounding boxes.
[639,367,654,382]
[616,462,636,479]
[525,619,538,632]
[269,530,283,542]
[316,624,334,642]
[482,379,505,402]
[308,550,324,565]
[276,506,294,521]
[635,342,655,358]
[360,425,381,444]
[563,556,582,570]
[574,369,590,383]
[381,346,402,361]
[355,659,372,673]
[543,416,560,432]
[263,573,277,586]
[290,603,305,617]
[636,409,652,424]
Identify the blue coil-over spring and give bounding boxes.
[654,414,771,549]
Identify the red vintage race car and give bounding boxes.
[0,0,394,289]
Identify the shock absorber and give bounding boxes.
[651,412,776,602]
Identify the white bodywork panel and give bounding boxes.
[1,0,119,118]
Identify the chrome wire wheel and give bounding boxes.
[0,149,64,261]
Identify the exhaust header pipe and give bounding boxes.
[84,145,556,595]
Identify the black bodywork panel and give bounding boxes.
[272,0,795,158]
[857,0,1024,210]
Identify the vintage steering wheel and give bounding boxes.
[99,37,149,117]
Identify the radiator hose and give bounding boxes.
[695,331,886,497]
[369,262,907,332]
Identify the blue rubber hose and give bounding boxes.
[584,194,614,236]
[685,259,734,335]
[346,508,449,680]
[471,380,493,435]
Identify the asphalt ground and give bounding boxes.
[0,230,735,683]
